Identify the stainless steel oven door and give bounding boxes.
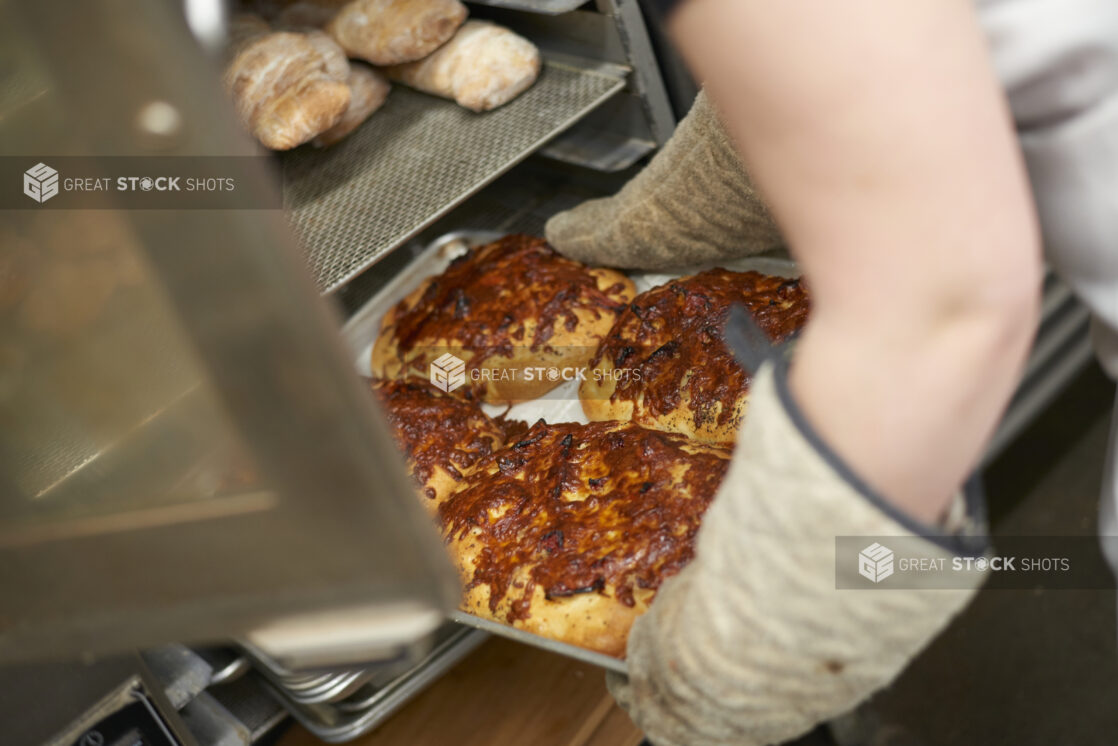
[0,0,457,669]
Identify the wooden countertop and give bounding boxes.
[277,637,644,746]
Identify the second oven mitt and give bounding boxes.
[543,89,783,270]
[606,359,989,746]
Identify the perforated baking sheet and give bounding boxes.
[343,231,797,671]
[283,58,628,293]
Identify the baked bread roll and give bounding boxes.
[372,234,635,404]
[224,18,351,150]
[326,0,468,66]
[313,63,391,146]
[303,29,351,78]
[384,20,541,112]
[439,420,731,657]
[581,269,810,445]
[370,379,504,513]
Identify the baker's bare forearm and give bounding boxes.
[670,0,1043,520]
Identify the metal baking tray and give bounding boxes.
[283,56,628,294]
[344,230,799,675]
[448,610,626,674]
[344,229,1089,680]
[240,640,377,706]
[261,625,488,743]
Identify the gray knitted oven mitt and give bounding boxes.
[607,360,989,746]
[544,90,783,271]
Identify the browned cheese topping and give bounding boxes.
[370,379,503,500]
[439,420,730,622]
[595,269,810,431]
[388,235,630,395]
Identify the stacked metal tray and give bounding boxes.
[249,625,487,743]
[240,644,375,706]
[282,56,628,293]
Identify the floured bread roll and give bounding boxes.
[384,20,541,112]
[372,234,635,404]
[581,269,810,445]
[327,0,468,66]
[440,420,731,657]
[370,379,504,513]
[313,64,391,146]
[223,16,351,150]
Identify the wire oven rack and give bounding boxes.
[282,56,627,293]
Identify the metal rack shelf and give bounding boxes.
[282,56,628,293]
[468,0,590,14]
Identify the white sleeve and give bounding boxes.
[978,0,1118,377]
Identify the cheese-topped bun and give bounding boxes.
[580,269,809,445]
[370,378,504,513]
[373,234,635,404]
[439,419,730,657]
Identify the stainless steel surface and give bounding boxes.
[540,93,656,171]
[240,602,446,671]
[631,0,699,119]
[180,692,253,746]
[482,4,676,148]
[597,0,676,145]
[450,611,627,674]
[273,671,370,706]
[238,641,377,706]
[469,0,589,13]
[142,644,215,710]
[262,626,489,743]
[0,656,162,746]
[205,670,290,743]
[284,56,627,293]
[4,0,457,665]
[542,131,654,171]
[334,161,636,316]
[31,653,200,746]
[196,648,253,687]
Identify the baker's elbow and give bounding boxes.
[951,233,1045,361]
[889,218,1041,378]
[987,265,1043,361]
